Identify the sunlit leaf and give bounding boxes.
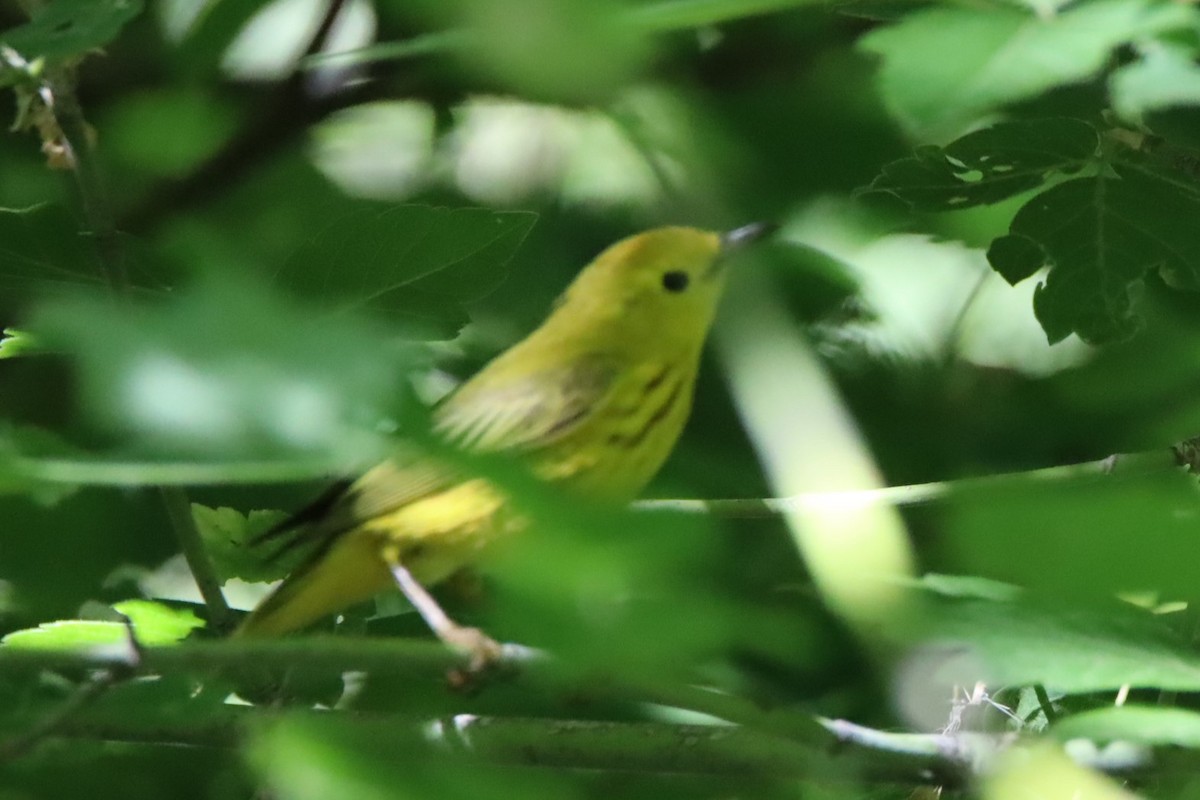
[0,328,39,358]
[860,0,1196,137]
[1,599,202,649]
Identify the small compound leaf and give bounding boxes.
[191,503,303,583]
[987,233,1047,286]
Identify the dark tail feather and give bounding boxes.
[249,478,355,548]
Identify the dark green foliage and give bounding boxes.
[5,0,1200,798]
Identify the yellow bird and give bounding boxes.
[236,223,773,657]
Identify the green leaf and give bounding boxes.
[0,328,39,358]
[112,599,206,642]
[914,593,1200,693]
[1110,43,1200,126]
[860,0,1197,138]
[986,165,1200,343]
[2,599,202,649]
[191,503,304,583]
[939,469,1200,601]
[1,0,144,62]
[0,204,106,293]
[276,205,537,336]
[28,273,416,461]
[1052,706,1200,747]
[865,118,1098,211]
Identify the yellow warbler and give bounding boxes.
[237,224,772,646]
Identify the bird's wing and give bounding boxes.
[434,353,620,453]
[255,355,619,554]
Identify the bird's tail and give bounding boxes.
[234,532,392,637]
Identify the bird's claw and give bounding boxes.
[442,625,506,689]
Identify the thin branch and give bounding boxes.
[634,449,1179,517]
[16,704,965,785]
[0,615,140,762]
[159,486,236,634]
[0,637,826,745]
[0,671,117,762]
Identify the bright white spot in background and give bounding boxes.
[560,112,664,208]
[791,198,1092,376]
[449,100,572,205]
[311,101,436,199]
[446,97,664,208]
[222,0,375,81]
[156,0,209,41]
[126,353,240,440]
[138,553,276,611]
[269,379,338,448]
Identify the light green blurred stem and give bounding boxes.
[301,0,824,71]
[715,269,917,642]
[626,0,826,31]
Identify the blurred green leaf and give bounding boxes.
[100,88,240,178]
[865,118,1098,212]
[938,469,1200,600]
[628,0,824,31]
[2,599,202,648]
[1052,705,1200,747]
[912,592,1200,693]
[0,204,105,294]
[1,0,145,61]
[860,0,1196,138]
[1110,43,1200,127]
[251,716,569,800]
[28,272,414,461]
[277,204,536,335]
[416,0,651,103]
[987,165,1200,343]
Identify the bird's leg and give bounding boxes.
[383,552,504,676]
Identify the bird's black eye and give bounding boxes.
[661,270,690,293]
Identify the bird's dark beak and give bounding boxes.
[721,222,778,252]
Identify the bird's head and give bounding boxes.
[551,223,775,356]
